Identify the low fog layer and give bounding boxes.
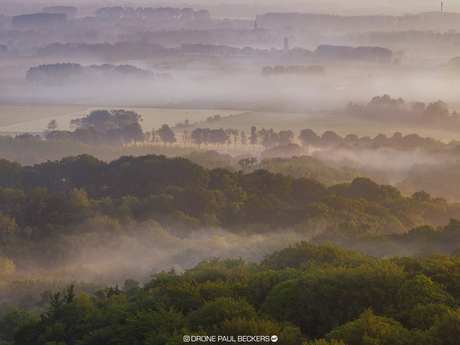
[4,68,460,114]
[66,226,307,285]
[0,224,309,307]
[313,147,451,184]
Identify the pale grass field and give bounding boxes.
[182,110,460,142]
[0,106,243,134]
[128,108,244,132]
[1,105,459,143]
[0,106,86,130]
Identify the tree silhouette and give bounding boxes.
[240,131,247,151]
[182,130,190,147]
[158,124,176,146]
[123,123,144,144]
[191,128,204,148]
[232,129,240,149]
[47,120,58,131]
[298,129,318,147]
[250,126,258,151]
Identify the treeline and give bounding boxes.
[47,109,145,146]
[256,11,460,32]
[35,42,269,60]
[180,43,257,56]
[8,243,460,344]
[25,63,168,84]
[261,65,325,75]
[116,28,274,51]
[183,152,460,202]
[297,128,453,150]
[1,154,460,238]
[36,41,178,60]
[316,45,393,65]
[33,41,395,64]
[94,6,210,21]
[347,94,460,130]
[54,109,451,154]
[7,130,460,201]
[0,133,365,185]
[341,30,460,55]
[185,126,457,152]
[185,127,453,152]
[11,7,212,31]
[183,127,296,152]
[3,119,460,170]
[0,133,200,166]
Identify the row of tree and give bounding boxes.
[94,6,211,21]
[347,94,460,130]
[182,126,452,152]
[35,42,268,60]
[45,110,145,146]
[256,11,460,31]
[26,63,157,84]
[316,45,393,64]
[261,65,325,75]
[42,114,460,154]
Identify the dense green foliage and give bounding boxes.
[6,125,460,202]
[5,244,460,344]
[0,154,459,277]
[0,154,459,343]
[0,154,459,239]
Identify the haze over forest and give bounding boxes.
[2,1,460,344]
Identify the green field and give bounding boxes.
[1,105,459,142]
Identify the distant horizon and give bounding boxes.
[2,0,459,17]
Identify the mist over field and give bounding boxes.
[3,1,460,343]
[5,67,460,111]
